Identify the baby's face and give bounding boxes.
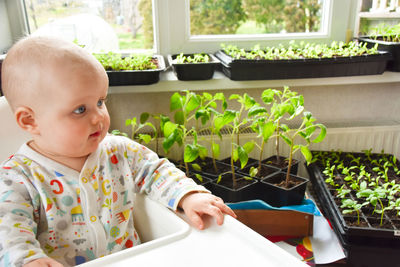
[31,57,110,160]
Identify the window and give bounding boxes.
[190,0,325,36]
[155,0,357,55]
[3,0,359,56]
[23,0,154,52]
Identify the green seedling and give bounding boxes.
[195,93,227,173]
[279,111,326,187]
[111,114,156,145]
[214,93,256,187]
[370,23,400,42]
[323,163,338,187]
[336,185,351,199]
[221,41,379,61]
[268,86,305,166]
[341,198,366,225]
[175,53,210,64]
[163,91,207,178]
[357,185,387,225]
[93,52,157,71]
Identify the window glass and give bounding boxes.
[24,0,153,52]
[190,0,324,36]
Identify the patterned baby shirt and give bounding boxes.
[0,135,207,266]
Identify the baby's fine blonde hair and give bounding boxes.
[1,36,105,111]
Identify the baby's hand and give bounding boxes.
[23,257,64,267]
[178,192,237,230]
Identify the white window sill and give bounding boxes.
[108,70,400,94]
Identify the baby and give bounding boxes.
[0,36,236,267]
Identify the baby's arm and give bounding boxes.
[23,257,63,267]
[178,192,237,230]
[123,138,235,226]
[0,172,48,266]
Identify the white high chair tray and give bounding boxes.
[80,195,308,267]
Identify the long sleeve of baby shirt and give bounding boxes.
[0,135,208,266]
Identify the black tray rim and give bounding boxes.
[215,50,392,66]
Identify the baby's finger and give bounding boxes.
[187,210,205,230]
[204,204,225,225]
[214,201,237,218]
[211,197,237,218]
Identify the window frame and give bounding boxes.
[4,0,360,56]
[155,0,359,55]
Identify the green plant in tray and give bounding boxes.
[111,113,156,145]
[195,92,228,173]
[279,111,326,188]
[248,89,277,177]
[93,52,158,71]
[221,40,379,61]
[163,91,207,179]
[175,53,210,64]
[341,198,366,225]
[214,93,256,187]
[370,23,400,43]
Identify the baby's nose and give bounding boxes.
[91,110,105,124]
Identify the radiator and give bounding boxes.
[145,124,400,177]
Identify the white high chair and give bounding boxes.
[0,96,31,160]
[0,96,308,267]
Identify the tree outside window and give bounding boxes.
[190,0,322,35]
[24,0,154,51]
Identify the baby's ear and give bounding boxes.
[15,106,40,135]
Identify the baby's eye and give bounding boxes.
[73,106,86,114]
[97,99,106,107]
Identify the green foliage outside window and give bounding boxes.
[190,0,322,35]
[190,0,247,35]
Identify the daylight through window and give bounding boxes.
[24,0,153,52]
[190,0,324,36]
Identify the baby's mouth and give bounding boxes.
[90,131,101,138]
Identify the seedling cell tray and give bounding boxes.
[358,36,400,72]
[215,50,391,81]
[167,54,220,81]
[107,55,166,86]
[306,150,400,267]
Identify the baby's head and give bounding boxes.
[1,36,110,163]
[2,36,108,111]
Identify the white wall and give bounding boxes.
[0,0,12,53]
[106,82,400,133]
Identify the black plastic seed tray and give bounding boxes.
[107,55,166,86]
[306,150,400,267]
[167,53,220,81]
[215,50,391,81]
[358,36,400,72]
[307,162,400,244]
